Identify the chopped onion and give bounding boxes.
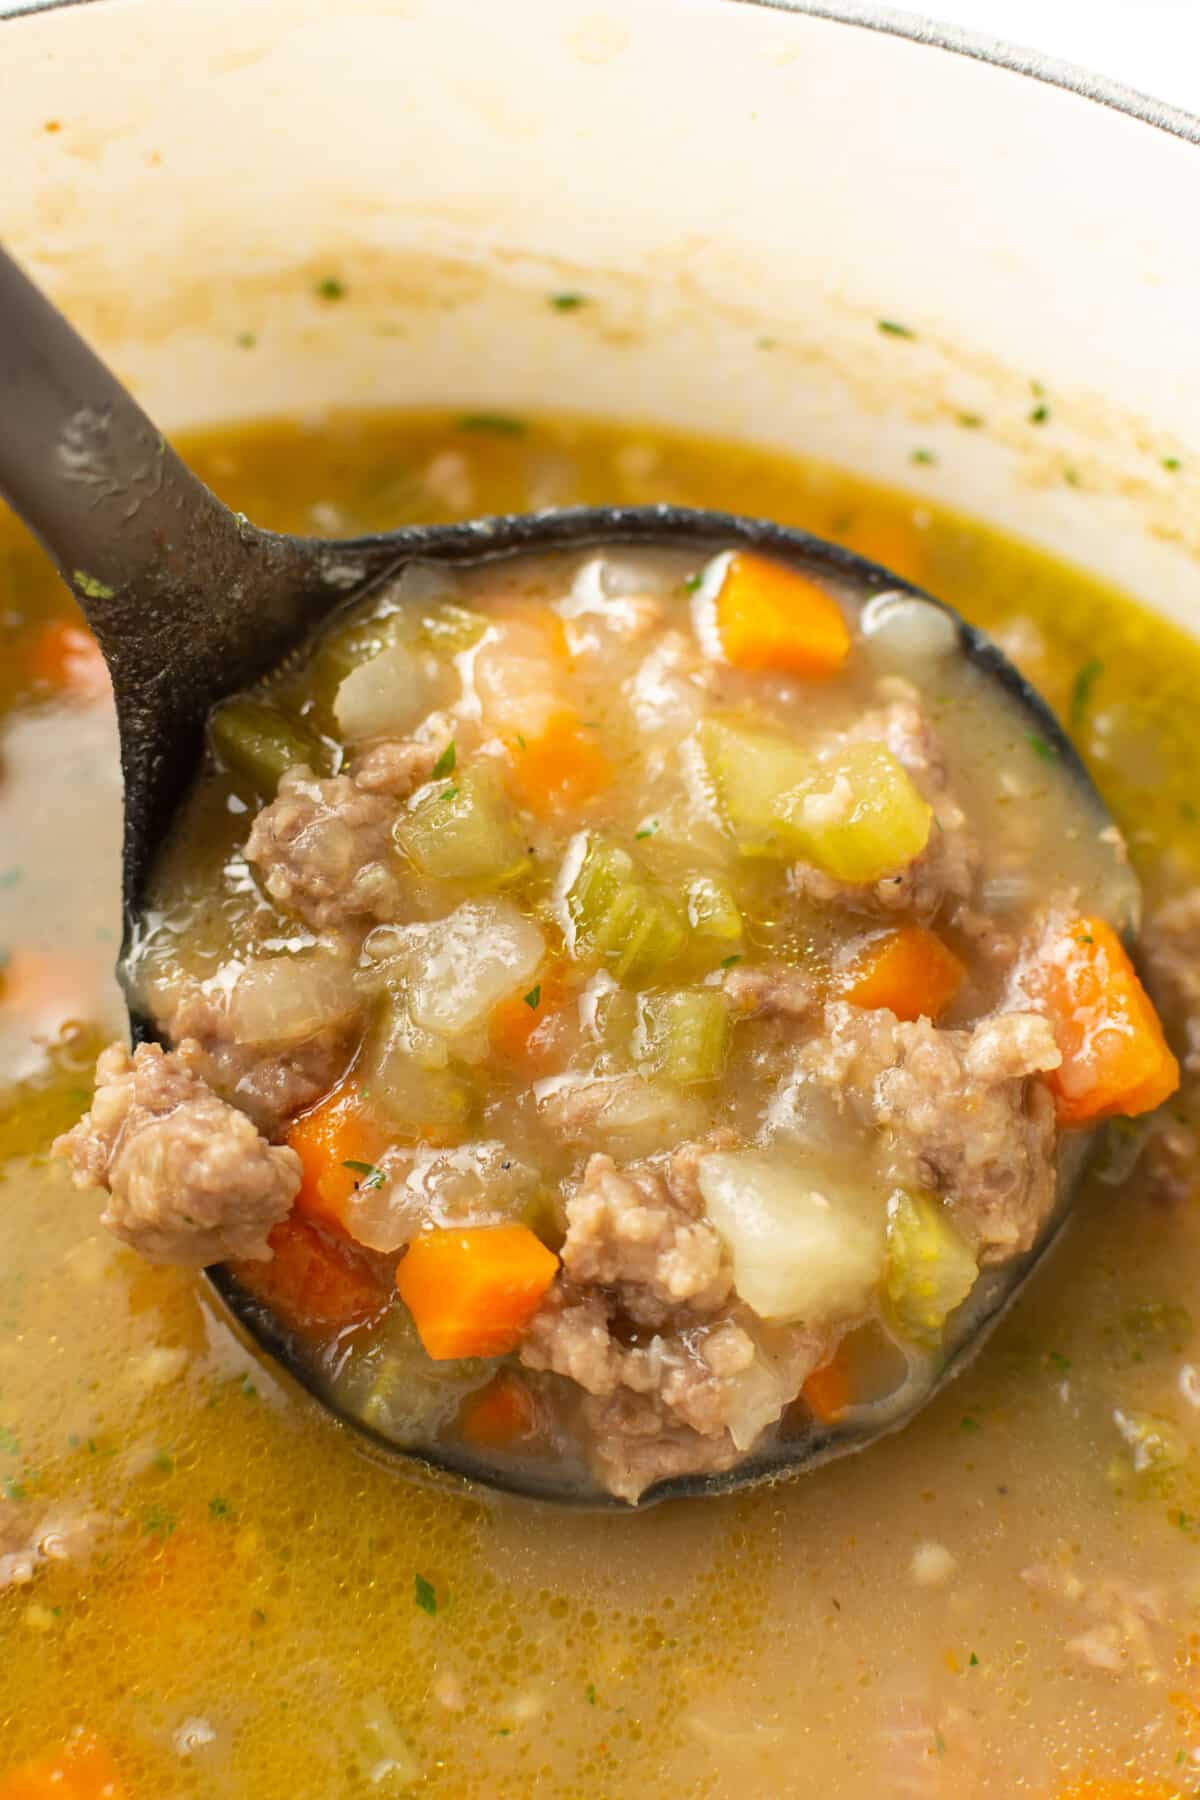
[227,950,358,1045]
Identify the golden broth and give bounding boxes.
[2,410,1199,1797]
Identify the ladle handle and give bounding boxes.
[0,243,244,635]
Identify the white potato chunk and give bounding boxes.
[697,1151,885,1325]
[407,900,544,1041]
[334,643,429,742]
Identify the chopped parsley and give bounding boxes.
[910,448,937,466]
[3,1477,25,1502]
[523,985,542,1011]
[1047,1350,1072,1373]
[585,1683,598,1705]
[0,867,20,889]
[1069,657,1104,731]
[0,1428,16,1458]
[343,1160,384,1192]
[1063,465,1081,488]
[719,954,741,969]
[683,573,703,594]
[877,319,914,339]
[236,330,257,349]
[1027,733,1057,763]
[315,276,345,301]
[634,821,660,841]
[414,1573,438,1616]
[515,733,527,750]
[440,786,460,803]
[1162,455,1182,472]
[956,411,984,429]
[968,1652,980,1667]
[73,570,115,600]
[457,413,527,436]
[1028,402,1050,426]
[143,1505,177,1539]
[431,740,457,780]
[960,1414,981,1433]
[550,292,587,311]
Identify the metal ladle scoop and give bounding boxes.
[0,244,1135,1506]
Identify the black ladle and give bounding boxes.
[0,243,1134,1506]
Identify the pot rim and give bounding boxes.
[4,0,1199,148]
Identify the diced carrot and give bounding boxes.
[505,711,612,819]
[286,1078,390,1230]
[489,963,573,1070]
[0,1733,125,1800]
[396,1225,559,1361]
[802,1352,853,1423]
[1028,916,1180,1126]
[841,924,966,1022]
[836,512,927,589]
[714,551,851,679]
[459,1372,541,1450]
[230,1213,390,1337]
[25,621,111,703]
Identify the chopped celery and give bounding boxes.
[686,875,744,943]
[700,718,816,858]
[419,601,487,653]
[636,990,730,1084]
[333,1303,490,1444]
[884,1190,977,1347]
[395,768,531,886]
[563,835,686,982]
[700,718,932,881]
[208,699,326,796]
[783,742,933,883]
[309,608,407,704]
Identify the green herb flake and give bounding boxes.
[878,319,914,339]
[414,1573,438,1616]
[143,1505,177,1540]
[523,985,542,1011]
[1029,403,1050,426]
[1069,657,1104,731]
[236,331,257,349]
[960,1415,981,1433]
[634,821,660,841]
[515,733,527,750]
[3,1478,26,1502]
[240,1374,258,1399]
[0,1427,19,1457]
[968,1652,980,1667]
[343,1159,384,1192]
[1047,1350,1072,1373]
[956,411,984,430]
[683,573,703,594]
[1063,466,1081,488]
[719,954,742,969]
[0,867,20,889]
[1162,456,1183,472]
[910,448,937,466]
[209,1496,232,1519]
[1030,379,1045,397]
[72,570,115,600]
[550,292,587,311]
[457,413,527,437]
[1174,1510,1197,1533]
[1028,733,1057,763]
[585,1683,598,1706]
[153,1450,174,1474]
[756,335,777,351]
[441,786,460,803]
[934,1729,946,1757]
[431,741,457,780]
[315,276,346,301]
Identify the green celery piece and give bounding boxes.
[700,718,816,859]
[419,601,487,653]
[637,989,730,1084]
[361,1001,473,1139]
[686,874,743,942]
[884,1190,977,1347]
[395,768,531,885]
[780,742,932,883]
[565,836,686,982]
[308,609,407,711]
[208,699,325,796]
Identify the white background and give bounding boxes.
[1,0,1197,120]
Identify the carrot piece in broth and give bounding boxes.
[714,552,851,678]
[25,622,111,703]
[0,1734,125,1800]
[231,1214,390,1337]
[505,712,612,819]
[396,1225,559,1360]
[286,1079,389,1230]
[841,924,966,1022]
[459,1371,541,1450]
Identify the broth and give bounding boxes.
[2,410,1200,1795]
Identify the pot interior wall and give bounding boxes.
[4,0,1199,622]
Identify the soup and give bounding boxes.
[2,410,1199,1794]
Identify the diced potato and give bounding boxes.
[883,1190,977,1347]
[560,834,686,982]
[636,990,730,1085]
[686,875,744,943]
[333,642,430,742]
[227,948,359,1046]
[698,1151,885,1324]
[395,768,531,886]
[536,1073,707,1157]
[407,901,545,1041]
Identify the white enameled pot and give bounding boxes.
[2,0,1198,624]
